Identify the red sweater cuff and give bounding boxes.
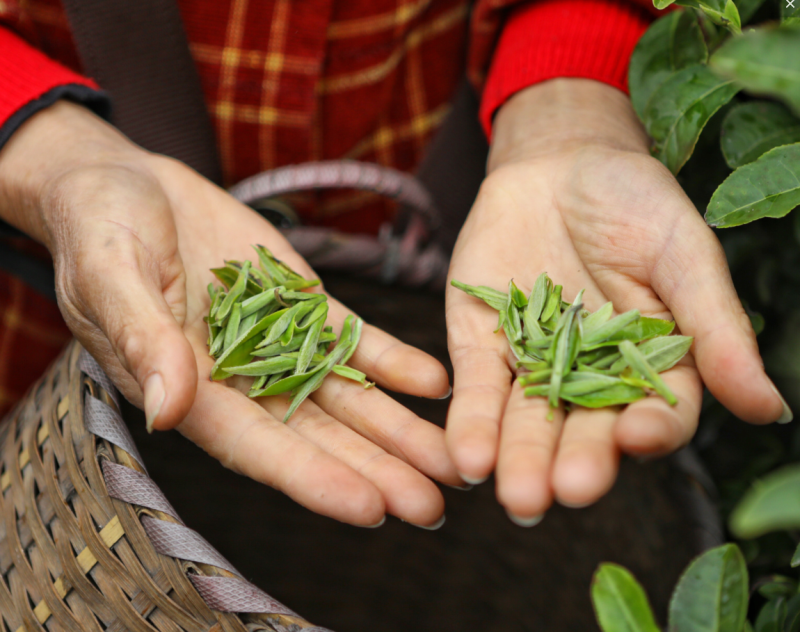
[0,27,103,131]
[480,0,652,138]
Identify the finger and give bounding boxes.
[650,209,788,425]
[62,233,197,433]
[311,373,462,487]
[614,362,703,456]
[180,374,386,526]
[445,300,511,484]
[259,391,445,528]
[496,382,564,523]
[326,297,451,399]
[552,406,620,508]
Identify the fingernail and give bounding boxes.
[505,509,544,528]
[363,516,386,529]
[410,515,446,531]
[559,499,592,509]
[445,482,473,491]
[144,373,165,434]
[770,381,793,424]
[459,473,489,485]
[435,386,452,400]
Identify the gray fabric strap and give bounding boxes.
[141,516,239,576]
[102,461,179,520]
[84,395,146,473]
[189,575,298,615]
[78,349,120,407]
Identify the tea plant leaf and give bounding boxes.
[793,544,800,568]
[705,144,800,228]
[450,280,507,311]
[754,598,787,632]
[591,563,660,632]
[644,64,740,174]
[721,101,800,168]
[561,383,647,408]
[619,340,678,405]
[667,544,749,632]
[729,464,800,538]
[736,0,765,24]
[610,335,693,374]
[582,302,614,337]
[654,0,741,32]
[629,11,708,120]
[757,576,796,599]
[785,595,800,632]
[710,26,800,116]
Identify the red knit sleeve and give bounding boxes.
[0,27,108,147]
[479,0,655,138]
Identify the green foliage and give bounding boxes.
[629,5,800,224]
[729,464,800,538]
[721,102,800,168]
[591,564,660,632]
[592,546,749,631]
[629,12,707,119]
[668,544,749,632]
[710,27,800,116]
[705,144,800,228]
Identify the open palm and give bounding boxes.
[445,142,785,523]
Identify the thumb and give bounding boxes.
[59,239,197,433]
[651,211,790,425]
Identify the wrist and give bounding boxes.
[0,100,147,247]
[488,78,650,173]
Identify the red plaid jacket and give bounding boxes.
[0,0,661,415]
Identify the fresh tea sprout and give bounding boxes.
[452,273,692,410]
[206,245,372,422]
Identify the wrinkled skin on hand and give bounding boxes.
[445,79,788,524]
[0,101,461,528]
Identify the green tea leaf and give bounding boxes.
[211,264,262,298]
[679,0,741,32]
[668,544,749,632]
[793,543,800,568]
[450,280,507,311]
[223,302,242,350]
[710,26,800,116]
[582,302,614,337]
[225,356,298,377]
[629,11,708,120]
[591,563,660,632]
[619,340,678,405]
[527,272,551,321]
[721,101,800,168]
[284,341,352,421]
[331,365,374,387]
[583,310,641,347]
[757,576,796,599]
[644,64,740,174]
[705,143,800,228]
[215,261,251,321]
[784,594,800,632]
[610,335,693,373]
[561,383,647,408]
[540,284,563,324]
[729,464,800,538]
[296,315,325,374]
[210,308,289,380]
[548,302,582,406]
[754,598,787,632]
[518,369,553,386]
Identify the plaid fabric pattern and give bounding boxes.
[1,0,521,234]
[0,0,523,416]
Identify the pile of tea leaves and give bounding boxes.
[206,245,372,422]
[452,273,692,409]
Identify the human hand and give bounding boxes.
[445,79,790,524]
[0,101,461,527]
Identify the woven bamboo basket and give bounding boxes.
[0,339,327,632]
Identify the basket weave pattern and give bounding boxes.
[0,340,329,632]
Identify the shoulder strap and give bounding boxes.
[61,0,223,183]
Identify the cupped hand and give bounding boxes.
[445,79,789,524]
[0,101,460,527]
